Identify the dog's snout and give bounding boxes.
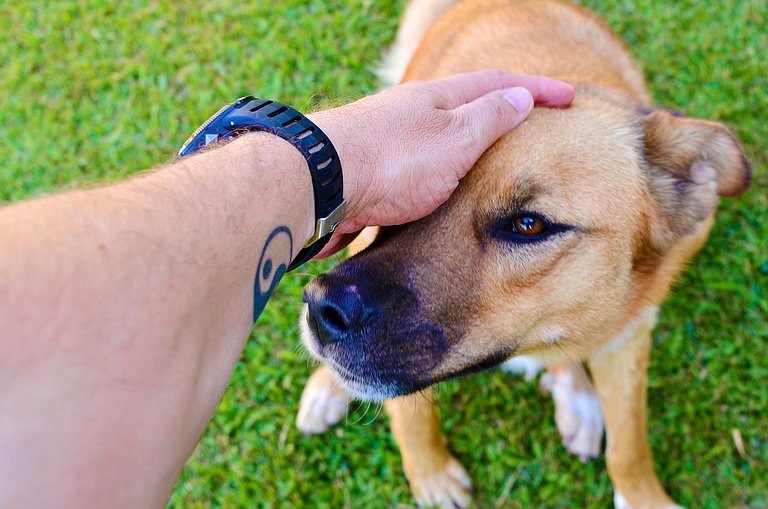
[305,282,370,346]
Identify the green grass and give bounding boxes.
[1,0,766,507]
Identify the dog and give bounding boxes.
[295,0,751,507]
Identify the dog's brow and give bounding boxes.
[473,179,542,240]
[498,178,542,210]
[506,192,537,211]
[473,178,546,234]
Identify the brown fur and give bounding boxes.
[298,1,750,507]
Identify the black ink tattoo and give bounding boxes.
[253,226,293,321]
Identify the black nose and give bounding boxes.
[304,283,370,346]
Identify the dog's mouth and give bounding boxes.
[323,359,404,401]
[297,255,507,400]
[299,305,518,401]
[299,304,449,400]
[300,306,404,400]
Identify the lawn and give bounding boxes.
[1,0,766,507]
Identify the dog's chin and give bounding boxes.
[299,306,410,401]
[328,369,404,402]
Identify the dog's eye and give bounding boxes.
[513,215,546,235]
[493,213,558,243]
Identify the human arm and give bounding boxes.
[0,70,573,508]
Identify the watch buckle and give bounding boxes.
[304,200,347,248]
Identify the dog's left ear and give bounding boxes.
[642,109,751,248]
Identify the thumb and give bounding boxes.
[455,86,534,157]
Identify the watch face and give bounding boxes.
[178,97,251,157]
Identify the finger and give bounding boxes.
[424,69,574,109]
[312,231,360,260]
[452,86,534,169]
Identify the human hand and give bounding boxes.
[309,69,575,257]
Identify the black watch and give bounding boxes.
[178,96,346,271]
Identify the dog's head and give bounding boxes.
[301,89,750,400]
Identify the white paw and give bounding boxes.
[500,355,545,381]
[613,490,685,509]
[296,379,351,435]
[410,458,473,509]
[614,491,631,509]
[540,370,604,461]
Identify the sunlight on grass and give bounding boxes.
[0,1,765,507]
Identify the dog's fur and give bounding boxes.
[296,1,751,507]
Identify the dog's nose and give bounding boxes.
[304,283,369,346]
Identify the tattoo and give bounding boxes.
[253,226,293,321]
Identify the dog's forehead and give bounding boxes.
[462,98,648,224]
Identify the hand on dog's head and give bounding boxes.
[301,91,750,401]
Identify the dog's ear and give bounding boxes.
[641,109,751,248]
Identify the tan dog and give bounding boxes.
[295,0,751,507]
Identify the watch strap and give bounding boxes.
[178,97,345,270]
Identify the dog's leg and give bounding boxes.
[296,366,351,435]
[539,363,604,462]
[502,357,604,461]
[588,320,683,509]
[296,373,471,507]
[386,390,472,509]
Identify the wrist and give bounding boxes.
[308,110,373,230]
[178,97,348,268]
[239,132,316,250]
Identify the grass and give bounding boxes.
[1,0,765,507]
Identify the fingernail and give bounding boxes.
[503,87,533,114]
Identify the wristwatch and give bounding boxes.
[178,96,346,271]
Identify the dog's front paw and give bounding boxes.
[540,367,604,461]
[407,456,472,509]
[296,367,351,435]
[614,490,686,509]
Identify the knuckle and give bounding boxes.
[454,104,487,142]
[417,80,462,108]
[488,68,508,81]
[452,106,474,131]
[403,78,427,88]
[488,96,513,124]
[404,80,441,100]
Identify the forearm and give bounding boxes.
[0,133,312,507]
